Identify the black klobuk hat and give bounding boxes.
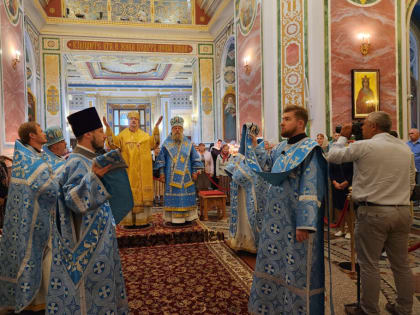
[67,107,103,138]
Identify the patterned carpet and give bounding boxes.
[197,212,230,239]
[116,212,224,248]
[413,207,420,232]
[119,241,253,314]
[325,233,420,308]
[201,213,420,309]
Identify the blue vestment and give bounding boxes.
[248,137,327,315]
[46,147,129,314]
[227,124,269,253]
[0,141,64,312]
[94,150,134,224]
[154,135,203,223]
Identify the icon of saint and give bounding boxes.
[224,95,236,142]
[356,75,376,114]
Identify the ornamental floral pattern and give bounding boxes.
[280,0,306,108]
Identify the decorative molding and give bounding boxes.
[199,57,215,141]
[24,16,41,75]
[44,16,209,30]
[68,84,192,89]
[198,43,214,55]
[43,53,62,128]
[42,37,60,50]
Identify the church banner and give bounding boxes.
[66,40,193,54]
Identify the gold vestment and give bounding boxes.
[106,126,159,225]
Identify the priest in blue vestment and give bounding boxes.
[46,108,129,314]
[0,122,65,313]
[226,123,270,253]
[247,106,327,315]
[42,126,67,161]
[154,116,203,224]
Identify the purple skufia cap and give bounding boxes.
[67,107,102,137]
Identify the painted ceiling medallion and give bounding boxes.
[100,62,158,75]
[86,62,172,81]
[346,0,382,6]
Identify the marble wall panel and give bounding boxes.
[1,3,25,144]
[330,0,397,129]
[237,2,262,133]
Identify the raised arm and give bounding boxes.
[327,123,366,164]
[149,116,163,149]
[103,116,122,150]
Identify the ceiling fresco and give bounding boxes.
[64,53,194,85]
[38,0,216,25]
[86,62,172,81]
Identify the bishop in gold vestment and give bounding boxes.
[104,112,162,226]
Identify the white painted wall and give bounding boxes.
[262,0,279,142]
[307,0,326,138]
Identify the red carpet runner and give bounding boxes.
[120,241,253,314]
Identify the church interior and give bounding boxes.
[0,0,420,314]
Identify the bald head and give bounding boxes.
[409,128,420,142]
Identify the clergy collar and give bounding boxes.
[287,133,307,144]
[76,144,96,154]
[73,144,98,160]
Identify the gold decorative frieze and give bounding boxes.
[44,17,208,30]
[66,40,193,53]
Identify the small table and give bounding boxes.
[198,190,227,221]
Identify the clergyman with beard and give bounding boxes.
[103,112,162,227]
[154,116,203,224]
[46,107,129,313]
[246,105,327,314]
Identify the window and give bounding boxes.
[113,109,146,135]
